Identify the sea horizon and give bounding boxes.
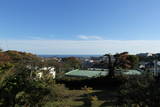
[38,54,102,58]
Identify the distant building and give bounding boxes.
[37,67,56,79]
[65,69,108,78]
[65,69,141,78]
[155,53,160,57]
[88,68,108,71]
[118,70,142,75]
[136,53,153,57]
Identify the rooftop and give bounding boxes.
[65,69,142,78]
[65,69,108,78]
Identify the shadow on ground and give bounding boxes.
[75,88,119,107]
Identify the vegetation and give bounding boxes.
[0,51,55,107]
[117,74,160,107]
[105,52,139,77]
[0,50,160,107]
[61,57,82,71]
[0,50,85,107]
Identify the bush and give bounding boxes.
[56,76,126,89]
[117,74,160,107]
[0,66,55,107]
[81,85,93,93]
[53,84,69,101]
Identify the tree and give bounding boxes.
[4,50,40,65]
[0,64,55,107]
[105,52,133,77]
[62,57,81,71]
[0,51,56,107]
[127,55,139,69]
[0,52,13,74]
[117,74,160,107]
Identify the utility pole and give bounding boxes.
[154,60,158,76]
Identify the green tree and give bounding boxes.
[105,52,133,77]
[127,55,139,69]
[4,50,40,65]
[0,50,56,107]
[62,57,82,71]
[117,74,160,107]
[0,65,55,107]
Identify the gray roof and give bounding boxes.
[65,69,108,78]
[65,69,141,78]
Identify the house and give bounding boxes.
[65,69,108,78]
[121,70,141,75]
[65,69,141,78]
[37,67,56,79]
[136,53,153,57]
[88,68,108,71]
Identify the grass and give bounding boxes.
[44,90,87,107]
[44,88,118,107]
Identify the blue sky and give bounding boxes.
[0,0,160,54]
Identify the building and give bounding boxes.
[88,68,108,71]
[65,69,141,78]
[65,69,108,78]
[118,70,142,75]
[136,53,153,57]
[37,67,56,79]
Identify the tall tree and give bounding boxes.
[105,52,132,77]
[117,74,160,107]
[62,57,81,71]
[127,55,139,69]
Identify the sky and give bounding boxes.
[0,0,160,54]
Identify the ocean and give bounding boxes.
[38,55,101,58]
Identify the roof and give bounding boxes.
[121,70,142,75]
[65,69,108,78]
[65,69,142,78]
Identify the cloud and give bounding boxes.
[26,35,55,40]
[78,35,103,40]
[0,39,160,55]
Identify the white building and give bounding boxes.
[37,67,56,79]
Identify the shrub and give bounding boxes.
[53,84,69,101]
[0,66,55,107]
[90,95,98,101]
[81,85,93,93]
[117,74,160,107]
